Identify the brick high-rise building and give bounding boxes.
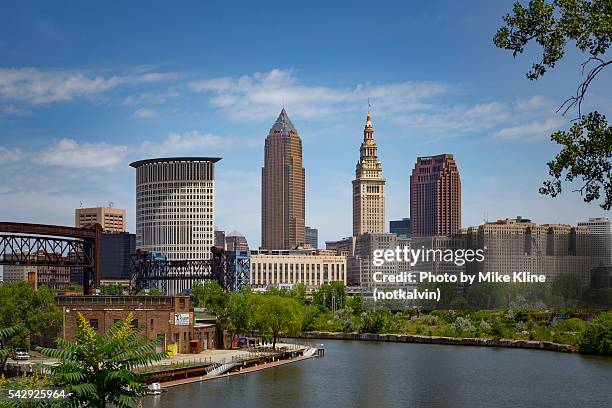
[261,109,305,249]
[353,111,386,236]
[410,154,461,236]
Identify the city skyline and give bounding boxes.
[0,1,610,248]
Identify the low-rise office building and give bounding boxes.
[250,249,346,289]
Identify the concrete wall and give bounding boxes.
[299,331,574,353]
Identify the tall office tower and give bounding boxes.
[75,207,126,232]
[410,154,461,236]
[261,109,305,249]
[352,111,386,236]
[130,157,221,294]
[305,226,318,248]
[578,217,612,267]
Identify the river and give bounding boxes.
[144,340,611,408]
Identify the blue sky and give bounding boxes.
[0,0,610,247]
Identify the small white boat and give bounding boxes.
[147,382,164,395]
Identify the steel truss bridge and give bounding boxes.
[130,246,250,293]
[0,222,102,294]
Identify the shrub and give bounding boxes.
[451,317,475,335]
[554,318,586,333]
[422,315,439,326]
[479,319,491,334]
[579,313,612,356]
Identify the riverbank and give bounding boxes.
[299,331,575,352]
[160,352,316,388]
[148,345,320,388]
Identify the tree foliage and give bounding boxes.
[99,284,125,295]
[539,112,612,208]
[0,324,22,375]
[579,312,612,355]
[37,313,166,408]
[190,281,231,330]
[0,282,61,374]
[494,0,612,209]
[312,282,346,310]
[252,295,303,350]
[551,273,584,308]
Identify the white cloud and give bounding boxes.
[2,104,33,116]
[132,107,157,119]
[189,68,563,139]
[41,138,128,168]
[190,68,447,120]
[0,67,177,105]
[492,117,564,142]
[140,131,233,155]
[0,146,25,163]
[122,88,179,107]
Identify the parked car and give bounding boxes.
[13,349,30,360]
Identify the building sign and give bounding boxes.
[174,313,190,326]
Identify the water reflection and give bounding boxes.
[144,340,612,408]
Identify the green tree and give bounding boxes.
[253,295,303,350]
[312,282,346,310]
[288,283,307,303]
[0,324,22,375]
[579,312,612,355]
[137,287,162,296]
[38,313,166,408]
[359,310,388,334]
[191,281,231,340]
[0,282,61,356]
[227,288,254,336]
[551,273,584,308]
[345,294,364,316]
[99,284,125,295]
[494,0,612,209]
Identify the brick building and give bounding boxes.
[56,295,217,354]
[410,154,461,236]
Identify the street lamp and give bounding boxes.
[62,307,70,340]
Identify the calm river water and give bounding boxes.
[144,340,611,408]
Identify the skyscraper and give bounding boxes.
[353,111,386,236]
[261,109,305,249]
[130,157,220,294]
[410,154,461,236]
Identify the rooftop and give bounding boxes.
[270,108,296,134]
[129,157,222,168]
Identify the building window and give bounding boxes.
[131,319,139,329]
[90,319,99,330]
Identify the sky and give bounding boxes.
[0,0,610,248]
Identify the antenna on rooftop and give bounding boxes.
[109,201,114,208]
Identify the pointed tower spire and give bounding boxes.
[353,108,385,236]
[363,109,374,140]
[271,108,296,134]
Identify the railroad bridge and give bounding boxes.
[0,222,102,294]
